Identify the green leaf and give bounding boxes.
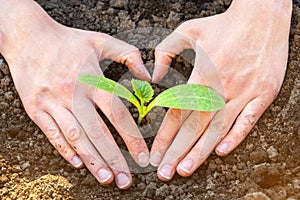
[148,84,225,112]
[78,74,140,108]
[131,79,154,103]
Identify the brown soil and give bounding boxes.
[0,0,299,199]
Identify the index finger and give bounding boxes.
[97,36,151,81]
[153,31,194,83]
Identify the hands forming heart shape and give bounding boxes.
[0,0,292,189]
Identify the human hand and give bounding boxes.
[0,0,150,189]
[150,0,292,181]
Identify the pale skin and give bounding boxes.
[0,0,151,190]
[0,0,292,189]
[151,0,292,181]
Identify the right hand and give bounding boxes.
[150,0,292,181]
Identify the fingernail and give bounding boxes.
[150,152,162,167]
[179,159,194,173]
[98,168,112,183]
[116,173,131,189]
[158,164,174,180]
[71,156,83,168]
[138,152,149,167]
[217,142,229,154]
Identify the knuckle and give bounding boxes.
[57,145,72,157]
[90,129,108,143]
[59,82,74,96]
[176,19,199,36]
[182,116,200,133]
[122,48,140,65]
[44,128,61,140]
[168,109,182,121]
[210,119,226,134]
[241,113,257,127]
[65,127,81,142]
[153,133,171,151]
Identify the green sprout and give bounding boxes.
[78,75,225,125]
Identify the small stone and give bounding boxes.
[293,179,300,189]
[249,148,268,164]
[110,0,128,10]
[107,8,117,16]
[4,91,14,100]
[120,19,135,30]
[0,175,9,186]
[21,161,31,170]
[80,168,87,176]
[252,131,258,137]
[137,182,146,190]
[244,192,271,200]
[142,182,157,198]
[166,11,182,29]
[96,1,105,10]
[266,146,279,159]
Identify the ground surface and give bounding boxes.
[0,0,300,199]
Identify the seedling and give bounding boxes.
[78,75,225,125]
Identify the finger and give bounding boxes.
[72,100,133,189]
[156,111,214,181]
[150,109,191,167]
[215,96,272,156]
[97,36,151,81]
[93,90,150,168]
[153,31,194,83]
[174,100,243,177]
[50,107,133,188]
[32,111,83,169]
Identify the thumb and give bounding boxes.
[97,36,151,81]
[153,31,194,83]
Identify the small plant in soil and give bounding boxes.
[78,75,225,125]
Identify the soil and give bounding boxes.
[0,0,300,199]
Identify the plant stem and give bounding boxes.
[137,114,144,125]
[137,100,146,125]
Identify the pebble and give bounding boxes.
[142,182,157,198]
[249,148,268,164]
[1,76,11,86]
[21,161,31,170]
[110,0,128,10]
[166,11,182,29]
[155,184,169,197]
[4,91,14,100]
[244,192,271,200]
[266,146,279,159]
[137,182,146,190]
[293,179,300,189]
